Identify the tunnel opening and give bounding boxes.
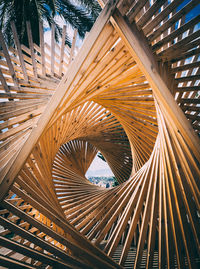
[85,151,116,188]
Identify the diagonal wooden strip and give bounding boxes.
[110,9,200,161]
[0,216,90,269]
[39,21,46,76]
[26,21,37,78]
[0,0,120,206]
[59,25,67,76]
[0,68,10,93]
[0,254,36,269]
[0,236,77,269]
[51,23,55,75]
[2,198,122,269]
[69,29,78,64]
[0,31,20,90]
[11,21,29,82]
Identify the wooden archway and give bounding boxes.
[0,0,199,268]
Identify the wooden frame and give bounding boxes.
[0,0,199,268]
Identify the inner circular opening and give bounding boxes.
[86,151,117,188]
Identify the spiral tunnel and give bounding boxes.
[0,0,200,268]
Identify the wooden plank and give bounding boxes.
[175,75,200,83]
[69,29,78,64]
[136,0,166,30]
[0,254,36,269]
[158,29,200,58]
[0,30,20,89]
[171,61,200,73]
[176,86,200,92]
[59,25,67,76]
[0,0,120,200]
[126,0,147,22]
[0,236,79,269]
[152,14,200,51]
[111,9,200,161]
[39,21,46,76]
[147,0,200,42]
[2,199,122,269]
[51,23,55,75]
[11,21,29,81]
[0,68,11,93]
[143,0,183,35]
[0,215,90,269]
[26,21,37,78]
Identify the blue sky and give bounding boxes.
[86,154,114,177]
[44,14,82,47]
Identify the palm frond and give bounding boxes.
[0,0,101,48]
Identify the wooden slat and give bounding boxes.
[111,9,200,160]
[0,30,20,89]
[11,21,29,82]
[59,25,67,76]
[0,1,199,268]
[0,236,77,269]
[51,23,55,75]
[0,0,121,199]
[39,21,46,76]
[69,29,78,64]
[26,21,37,77]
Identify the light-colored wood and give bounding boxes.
[59,25,67,76]
[51,23,55,75]
[111,9,200,161]
[69,28,78,64]
[11,21,29,82]
[0,31,20,90]
[26,21,37,78]
[39,21,46,76]
[0,0,199,268]
[0,0,120,198]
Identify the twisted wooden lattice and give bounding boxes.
[0,0,199,268]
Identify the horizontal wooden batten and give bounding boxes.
[0,0,199,268]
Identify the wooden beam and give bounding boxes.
[51,23,55,75]
[26,21,37,78]
[0,0,120,207]
[11,21,29,82]
[0,236,76,269]
[0,254,36,269]
[110,9,200,160]
[39,21,46,76]
[59,25,67,76]
[69,29,78,64]
[0,30,20,90]
[0,215,90,269]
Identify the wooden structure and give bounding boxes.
[0,0,200,268]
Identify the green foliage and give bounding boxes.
[88,176,119,188]
[97,152,106,162]
[0,0,101,47]
[112,176,119,187]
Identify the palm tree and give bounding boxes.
[0,0,101,47]
[59,0,101,40]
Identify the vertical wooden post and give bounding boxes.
[26,21,37,78]
[0,30,20,90]
[39,21,46,76]
[69,29,78,64]
[51,23,55,75]
[59,25,67,76]
[11,21,28,82]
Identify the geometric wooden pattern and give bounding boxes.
[0,0,200,268]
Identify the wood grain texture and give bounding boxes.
[0,0,199,268]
